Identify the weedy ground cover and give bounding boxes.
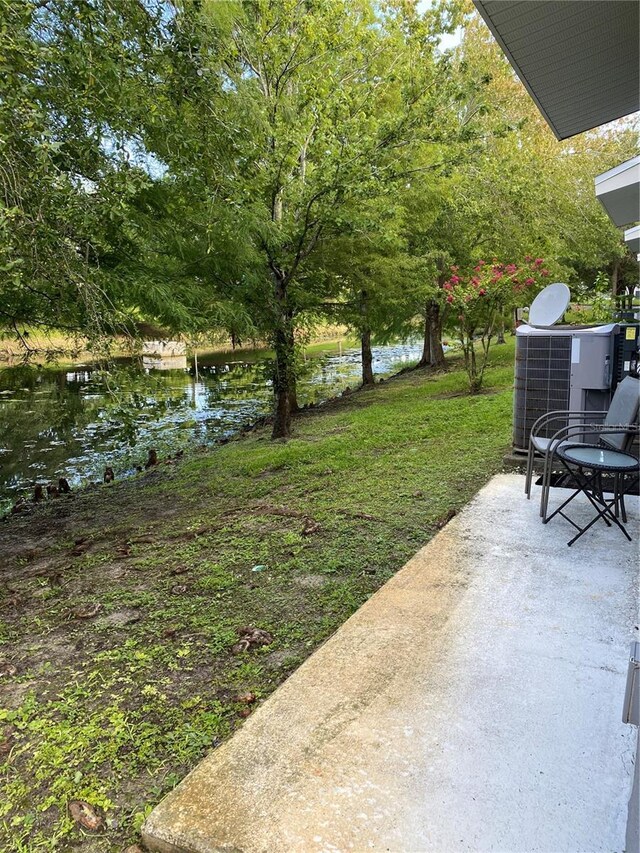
[0,340,517,851]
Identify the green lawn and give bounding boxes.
[0,339,517,851]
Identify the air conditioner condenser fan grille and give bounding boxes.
[513,335,572,450]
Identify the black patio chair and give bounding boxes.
[524,375,640,520]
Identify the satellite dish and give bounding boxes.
[528,282,571,327]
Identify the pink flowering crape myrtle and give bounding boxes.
[442,258,550,393]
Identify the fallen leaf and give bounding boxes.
[302,520,321,536]
[68,800,104,831]
[171,584,187,595]
[0,663,17,678]
[231,626,273,653]
[234,691,256,704]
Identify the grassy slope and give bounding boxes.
[0,339,516,852]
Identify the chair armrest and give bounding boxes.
[530,409,606,438]
[544,422,639,452]
[545,422,602,446]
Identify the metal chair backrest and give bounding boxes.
[601,376,640,451]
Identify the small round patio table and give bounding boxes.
[544,443,639,547]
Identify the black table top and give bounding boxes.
[557,443,639,472]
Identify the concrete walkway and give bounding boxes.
[143,474,639,853]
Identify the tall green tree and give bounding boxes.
[144,0,459,436]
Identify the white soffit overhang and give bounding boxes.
[595,156,640,228]
[472,1,640,141]
[624,224,640,254]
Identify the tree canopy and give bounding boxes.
[1,0,637,430]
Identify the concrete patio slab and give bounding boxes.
[143,474,639,853]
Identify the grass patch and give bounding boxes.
[0,339,516,851]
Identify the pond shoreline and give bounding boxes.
[0,338,425,513]
[2,356,430,520]
[0,327,351,368]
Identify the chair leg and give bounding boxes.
[540,450,555,521]
[540,453,547,521]
[525,442,535,499]
[619,474,628,524]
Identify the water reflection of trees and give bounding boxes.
[0,341,422,508]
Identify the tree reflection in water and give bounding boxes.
[0,341,422,511]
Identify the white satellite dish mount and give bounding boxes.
[528,282,571,328]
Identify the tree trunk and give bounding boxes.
[360,289,374,385]
[286,321,299,413]
[418,306,431,367]
[611,260,620,298]
[289,380,299,414]
[271,273,294,439]
[496,315,506,344]
[468,341,481,393]
[361,327,374,386]
[427,301,446,368]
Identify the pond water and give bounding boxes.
[0,340,423,513]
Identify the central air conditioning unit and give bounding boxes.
[513,283,640,451]
[512,282,620,451]
[513,323,618,450]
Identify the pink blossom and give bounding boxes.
[540,268,549,276]
[478,288,486,296]
[534,258,544,267]
[450,265,459,272]
[505,263,517,274]
[525,277,535,285]
[477,259,486,266]
[446,294,454,303]
[450,275,460,285]
[443,282,453,291]
[471,276,480,287]
[491,273,503,283]
[525,255,532,262]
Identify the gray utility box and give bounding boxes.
[513,323,618,451]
